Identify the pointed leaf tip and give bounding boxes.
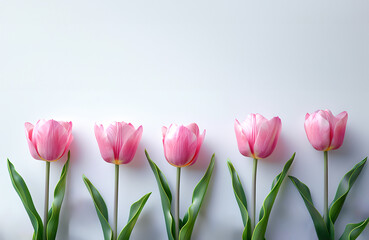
[83,176,112,240]
[179,155,215,240]
[7,159,43,240]
[227,159,251,240]
[329,157,368,229]
[118,192,152,240]
[253,154,294,240]
[289,176,330,240]
[339,217,369,240]
[146,150,175,240]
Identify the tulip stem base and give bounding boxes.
[252,158,258,231]
[44,161,50,239]
[114,164,119,240]
[175,167,181,240]
[324,151,328,225]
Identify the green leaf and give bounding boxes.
[252,153,295,240]
[179,154,215,240]
[145,150,175,240]
[118,192,152,240]
[339,218,369,240]
[83,175,113,240]
[7,159,43,240]
[289,175,330,240]
[329,158,367,225]
[227,160,252,240]
[47,152,70,240]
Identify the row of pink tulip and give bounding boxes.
[10,109,358,240]
[26,109,347,165]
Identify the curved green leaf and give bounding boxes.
[339,218,369,240]
[179,154,215,240]
[7,159,43,240]
[252,153,295,240]
[83,175,113,240]
[289,175,330,240]
[118,192,152,240]
[329,158,367,225]
[47,152,70,240]
[145,150,175,240]
[227,160,252,240]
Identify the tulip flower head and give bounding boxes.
[94,122,143,165]
[25,119,73,161]
[162,123,206,167]
[234,114,282,159]
[304,109,348,151]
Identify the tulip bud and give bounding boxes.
[234,114,281,159]
[304,110,348,151]
[25,119,73,161]
[162,123,205,167]
[94,122,143,165]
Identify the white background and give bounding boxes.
[1,0,369,239]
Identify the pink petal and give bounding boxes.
[321,110,336,137]
[59,134,73,158]
[186,123,199,137]
[336,111,348,120]
[234,119,252,158]
[58,122,73,159]
[254,117,282,159]
[304,113,330,151]
[33,120,70,161]
[24,122,41,160]
[305,113,310,120]
[163,125,197,167]
[254,114,268,127]
[187,129,205,166]
[106,122,135,158]
[59,121,73,133]
[330,111,348,150]
[94,124,115,163]
[25,122,34,140]
[322,109,334,123]
[118,125,143,164]
[241,114,268,152]
[162,126,168,140]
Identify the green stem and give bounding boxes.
[114,164,119,240]
[324,151,328,225]
[252,158,258,231]
[44,161,50,240]
[175,167,181,240]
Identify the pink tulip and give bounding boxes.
[94,122,143,165]
[304,110,348,151]
[25,119,73,161]
[162,123,206,167]
[234,114,282,159]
